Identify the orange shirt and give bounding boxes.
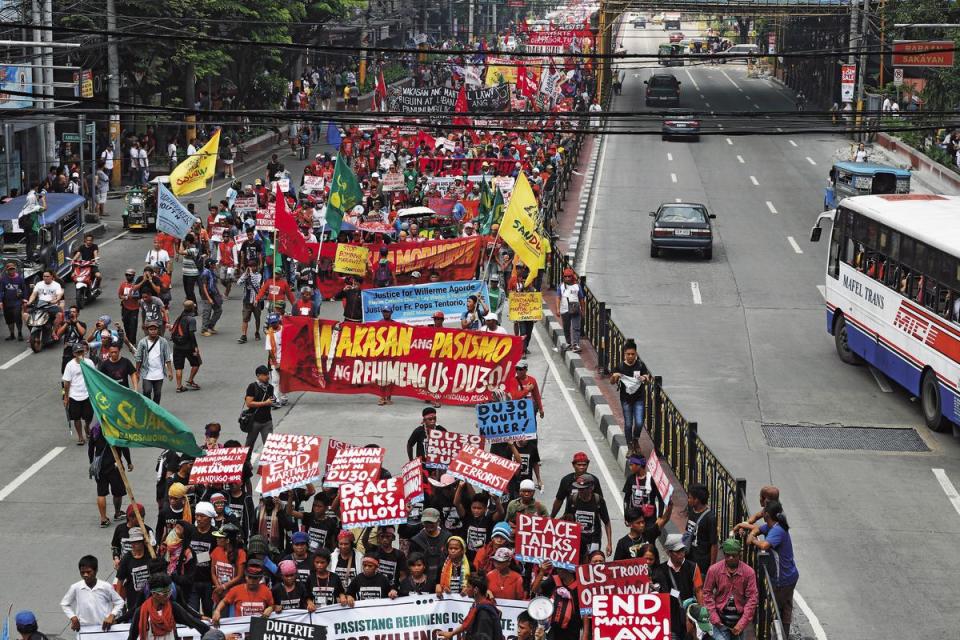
[486,569,525,600]
[223,582,272,617]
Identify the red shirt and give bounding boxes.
[486,569,525,600]
[256,278,294,305]
[292,299,314,317]
[223,582,272,616]
[118,282,140,311]
[510,374,543,414]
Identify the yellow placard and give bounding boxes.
[509,292,544,322]
[334,244,370,276]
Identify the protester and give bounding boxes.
[169,300,202,392]
[243,365,275,447]
[60,555,124,631]
[264,313,286,407]
[557,268,584,352]
[406,407,447,460]
[134,322,174,403]
[127,573,210,640]
[88,421,131,527]
[610,340,650,454]
[702,539,758,640]
[62,342,96,445]
[199,258,223,336]
[685,483,718,576]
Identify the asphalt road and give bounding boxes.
[584,20,960,639]
[0,145,627,634]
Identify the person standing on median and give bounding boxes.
[610,339,651,455]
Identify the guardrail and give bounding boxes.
[545,247,785,640]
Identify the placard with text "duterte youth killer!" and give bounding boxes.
[425,429,484,470]
[576,559,653,616]
[324,446,384,488]
[447,444,520,497]
[515,514,581,570]
[187,447,248,485]
[248,616,326,640]
[476,398,537,443]
[339,477,407,528]
[591,593,671,640]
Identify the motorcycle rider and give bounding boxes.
[24,269,65,336]
[72,233,102,295]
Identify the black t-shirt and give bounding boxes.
[240,239,264,266]
[555,472,604,512]
[246,382,273,422]
[347,572,392,601]
[612,527,661,561]
[112,523,156,559]
[406,424,447,459]
[686,507,717,572]
[372,547,407,586]
[563,494,610,543]
[398,574,436,596]
[309,571,345,606]
[622,472,664,515]
[77,244,98,261]
[461,512,495,555]
[302,512,340,552]
[272,582,311,610]
[425,492,463,537]
[98,357,137,387]
[612,359,649,402]
[190,528,217,583]
[116,552,150,608]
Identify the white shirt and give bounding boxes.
[559,282,581,314]
[266,327,282,364]
[167,142,178,164]
[481,325,508,335]
[855,149,868,162]
[882,98,892,112]
[60,578,124,626]
[146,249,171,270]
[187,143,198,158]
[100,149,114,169]
[34,280,64,303]
[138,147,149,168]
[62,357,93,400]
[144,338,166,381]
[130,147,140,168]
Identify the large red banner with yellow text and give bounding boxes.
[315,236,484,299]
[280,317,523,405]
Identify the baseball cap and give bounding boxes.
[516,359,528,369]
[492,547,513,563]
[292,531,309,544]
[144,320,159,329]
[126,503,145,517]
[14,612,37,628]
[432,311,445,319]
[572,452,590,463]
[202,630,226,640]
[572,473,596,489]
[664,533,686,552]
[421,508,441,523]
[519,479,536,491]
[484,312,499,321]
[194,502,216,519]
[255,364,270,376]
[245,558,265,576]
[127,528,145,542]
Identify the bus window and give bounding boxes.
[900,236,915,268]
[915,242,927,275]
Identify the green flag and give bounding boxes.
[488,187,505,234]
[80,361,205,458]
[325,155,363,236]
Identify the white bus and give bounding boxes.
[811,194,960,433]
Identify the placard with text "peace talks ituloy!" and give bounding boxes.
[476,398,536,443]
[339,477,407,529]
[515,514,581,570]
[248,616,326,640]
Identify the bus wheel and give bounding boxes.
[834,315,861,365]
[921,370,950,432]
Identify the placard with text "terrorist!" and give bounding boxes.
[515,514,581,570]
[279,317,523,406]
[324,446,384,488]
[447,444,520,497]
[339,477,407,528]
[476,398,536,443]
[591,593,671,640]
[425,429,484,470]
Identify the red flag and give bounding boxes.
[374,70,388,111]
[517,65,536,98]
[453,85,471,127]
[417,130,436,150]
[274,185,315,263]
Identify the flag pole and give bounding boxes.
[110,445,157,559]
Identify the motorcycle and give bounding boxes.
[26,301,60,353]
[72,259,101,309]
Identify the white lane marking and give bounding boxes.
[699,93,705,99]
[670,173,678,183]
[690,281,702,304]
[749,176,759,186]
[718,123,724,129]
[789,139,798,147]
[794,591,830,640]
[0,447,65,501]
[787,236,803,254]
[667,152,673,161]
[720,69,742,91]
[532,329,623,516]
[736,155,745,164]
[766,201,778,214]
[0,348,32,370]
[744,95,750,101]
[933,469,960,517]
[675,198,682,203]
[868,366,893,392]
[100,230,129,247]
[806,156,817,165]
[726,138,733,145]
[685,68,701,91]
[578,130,608,273]
[817,285,826,298]
[753,103,761,109]
[776,127,784,133]
[705,102,711,108]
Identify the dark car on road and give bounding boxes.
[633,17,646,28]
[662,113,700,141]
[649,202,716,259]
[644,74,681,107]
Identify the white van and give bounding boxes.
[720,43,760,63]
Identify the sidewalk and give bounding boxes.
[871,133,960,195]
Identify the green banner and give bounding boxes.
[80,361,205,458]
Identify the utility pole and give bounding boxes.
[468,0,475,40]
[855,0,870,140]
[31,0,46,171]
[42,0,54,165]
[107,0,121,187]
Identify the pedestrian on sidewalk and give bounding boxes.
[557,268,584,353]
[243,365,275,447]
[738,500,798,638]
[610,339,651,453]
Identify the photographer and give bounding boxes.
[54,305,86,373]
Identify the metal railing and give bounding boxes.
[545,248,784,640]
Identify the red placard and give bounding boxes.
[576,559,653,616]
[401,458,425,503]
[259,434,321,469]
[592,593,671,640]
[515,514,581,570]
[645,450,675,505]
[892,41,954,68]
[324,446,384,487]
[280,318,522,406]
[339,477,407,528]
[188,447,248,485]
[447,444,520,497]
[259,439,323,497]
[425,430,485,469]
[325,438,350,472]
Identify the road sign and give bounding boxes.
[893,68,904,87]
[892,41,954,68]
[62,132,81,143]
[85,123,95,135]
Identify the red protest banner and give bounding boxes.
[259,439,323,497]
[425,430,485,469]
[339,477,407,528]
[592,593,671,640]
[280,317,523,406]
[515,514,581,570]
[324,446,384,487]
[325,438,350,471]
[576,559,653,616]
[645,450,675,505]
[447,444,519,496]
[401,458,425,503]
[188,447,248,485]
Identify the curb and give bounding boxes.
[568,134,603,266]
[541,307,628,470]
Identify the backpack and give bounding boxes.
[374,262,392,286]
[170,315,189,347]
[681,509,710,553]
[471,604,504,640]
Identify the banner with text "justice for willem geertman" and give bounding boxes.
[279,317,523,406]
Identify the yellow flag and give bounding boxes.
[500,173,547,279]
[170,129,221,196]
